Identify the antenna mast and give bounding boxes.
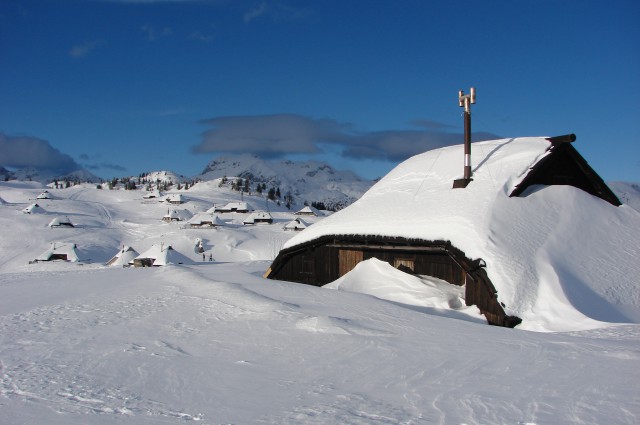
[453,87,476,189]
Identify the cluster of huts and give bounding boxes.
[27,186,323,267]
[33,242,193,267]
[105,244,192,267]
[160,201,320,231]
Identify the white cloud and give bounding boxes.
[69,40,105,58]
[188,31,214,43]
[244,2,268,23]
[141,24,173,41]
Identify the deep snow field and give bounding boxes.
[1,180,639,424]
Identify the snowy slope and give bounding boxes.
[1,162,640,424]
[1,262,639,425]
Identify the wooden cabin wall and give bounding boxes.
[273,245,336,286]
[268,239,520,328]
[273,246,468,289]
[360,249,465,286]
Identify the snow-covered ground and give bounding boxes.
[1,179,639,424]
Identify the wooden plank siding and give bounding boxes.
[339,249,363,277]
[266,235,522,327]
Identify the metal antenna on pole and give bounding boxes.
[453,87,476,189]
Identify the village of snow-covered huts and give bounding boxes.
[264,135,638,328]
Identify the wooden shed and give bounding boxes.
[264,135,624,328]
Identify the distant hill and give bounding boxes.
[140,170,189,185]
[197,154,374,210]
[0,166,100,184]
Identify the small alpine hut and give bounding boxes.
[265,135,640,328]
[165,193,183,205]
[130,243,192,267]
[187,213,225,229]
[243,211,273,225]
[143,189,161,200]
[23,203,45,214]
[162,209,192,222]
[284,217,308,231]
[35,242,79,262]
[106,245,139,266]
[214,202,251,213]
[48,216,74,228]
[295,206,320,216]
[36,190,52,200]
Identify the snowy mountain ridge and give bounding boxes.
[197,154,373,210]
[1,166,101,184]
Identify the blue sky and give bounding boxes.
[1,0,638,182]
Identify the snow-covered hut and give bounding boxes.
[284,217,307,231]
[265,135,639,329]
[131,243,192,267]
[48,216,74,228]
[243,211,273,225]
[22,203,45,214]
[35,242,79,262]
[165,193,183,205]
[36,190,52,200]
[214,202,250,213]
[143,189,161,199]
[162,209,192,222]
[106,246,139,266]
[295,206,320,216]
[187,213,225,228]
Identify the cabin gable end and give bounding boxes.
[510,136,621,206]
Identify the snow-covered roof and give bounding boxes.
[165,193,183,203]
[280,136,640,329]
[131,243,192,266]
[295,206,320,216]
[215,202,250,212]
[284,217,307,231]
[163,209,193,221]
[188,212,225,226]
[36,242,79,262]
[36,190,52,199]
[106,245,139,266]
[143,189,161,199]
[243,211,272,225]
[22,203,45,214]
[48,216,74,227]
